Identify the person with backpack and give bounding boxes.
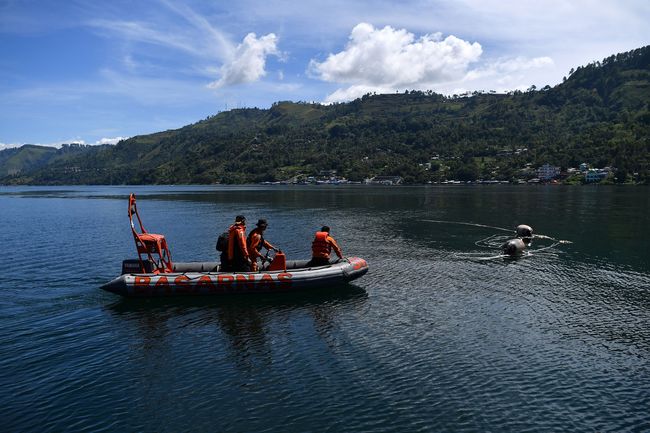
[247,219,279,271]
[218,215,251,272]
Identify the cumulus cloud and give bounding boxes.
[208,33,280,89]
[309,23,482,102]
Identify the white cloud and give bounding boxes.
[465,56,554,81]
[496,56,554,73]
[158,0,234,59]
[308,23,482,102]
[0,137,127,151]
[323,85,394,104]
[88,1,235,61]
[0,140,77,150]
[0,142,22,151]
[89,19,206,57]
[442,55,555,94]
[96,136,128,145]
[208,33,280,88]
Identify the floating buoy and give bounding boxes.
[501,238,527,256]
[516,224,533,239]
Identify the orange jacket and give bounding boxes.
[247,228,275,260]
[311,231,343,259]
[227,223,249,261]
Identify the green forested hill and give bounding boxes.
[0,144,108,179]
[3,46,649,185]
[0,145,58,177]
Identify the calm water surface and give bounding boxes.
[0,185,648,432]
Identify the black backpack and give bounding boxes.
[216,231,229,252]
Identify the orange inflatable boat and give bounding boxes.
[100,194,368,297]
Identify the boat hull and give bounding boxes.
[101,257,368,297]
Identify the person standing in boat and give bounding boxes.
[309,226,344,266]
[222,215,252,272]
[247,219,279,271]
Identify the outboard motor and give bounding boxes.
[516,224,533,240]
[122,258,154,274]
[502,238,527,256]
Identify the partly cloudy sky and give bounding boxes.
[1,0,648,148]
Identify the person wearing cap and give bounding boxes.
[224,215,251,272]
[247,219,279,271]
[309,226,344,267]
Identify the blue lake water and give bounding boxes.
[0,185,648,432]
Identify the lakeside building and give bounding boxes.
[537,163,561,181]
[585,168,610,183]
[366,176,403,185]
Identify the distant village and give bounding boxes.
[516,162,614,185]
[262,161,625,186]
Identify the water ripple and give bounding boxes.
[1,186,649,432]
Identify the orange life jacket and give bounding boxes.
[227,223,248,261]
[311,231,331,259]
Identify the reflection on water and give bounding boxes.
[105,286,368,371]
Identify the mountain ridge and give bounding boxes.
[2,45,649,185]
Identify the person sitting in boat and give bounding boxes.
[247,218,279,271]
[309,226,344,267]
[221,215,252,272]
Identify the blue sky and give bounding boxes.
[1,0,649,148]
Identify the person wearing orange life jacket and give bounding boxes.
[223,215,252,272]
[247,219,279,271]
[309,226,344,267]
